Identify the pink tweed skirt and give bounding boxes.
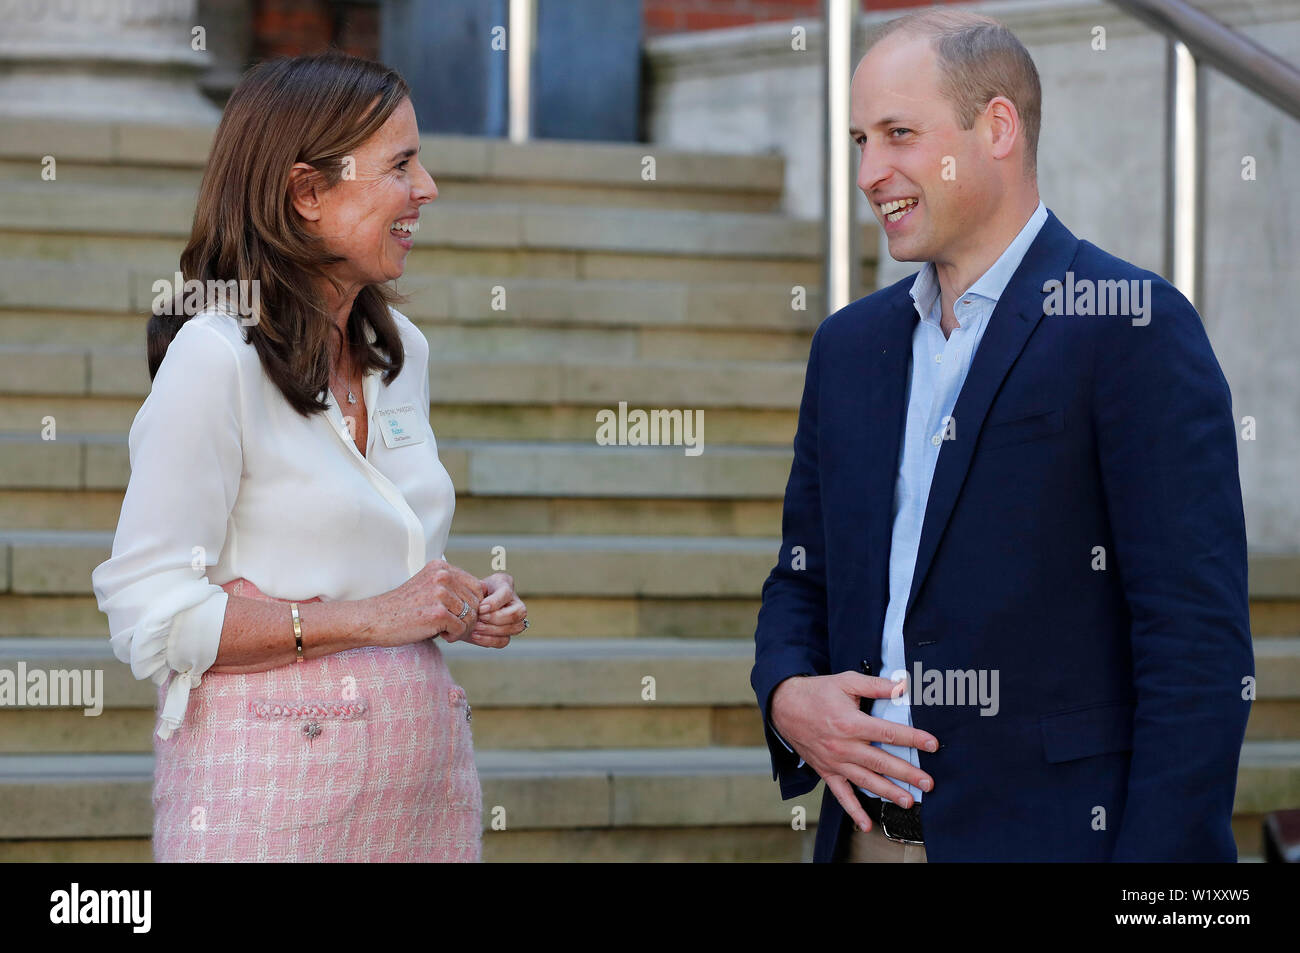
[151,637,482,862]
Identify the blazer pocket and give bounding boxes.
[977,407,1064,452]
[1040,700,1134,764]
[244,698,370,830]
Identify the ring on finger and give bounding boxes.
[457,600,470,621]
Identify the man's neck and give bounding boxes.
[933,188,1040,334]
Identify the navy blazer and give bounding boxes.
[751,210,1253,862]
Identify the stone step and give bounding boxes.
[0,748,823,840]
[0,701,767,755]
[3,636,1295,754]
[0,311,817,364]
[1250,638,1300,740]
[0,636,759,707]
[0,529,783,598]
[0,235,849,288]
[0,182,875,262]
[0,118,788,213]
[4,596,1295,650]
[0,270,827,332]
[1255,637,1300,694]
[0,434,793,498]
[0,828,814,862]
[0,743,1293,855]
[1250,600,1300,637]
[0,638,765,753]
[0,488,785,538]
[0,395,798,445]
[11,531,1300,602]
[0,345,807,410]
[0,592,768,641]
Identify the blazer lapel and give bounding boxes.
[904,210,1079,619]
[850,285,917,661]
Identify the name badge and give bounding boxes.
[374,404,426,449]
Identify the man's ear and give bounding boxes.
[288,162,324,222]
[984,95,1020,162]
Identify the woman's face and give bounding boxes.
[293,97,436,291]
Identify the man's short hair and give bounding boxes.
[868,10,1042,178]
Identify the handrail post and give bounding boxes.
[508,0,536,143]
[824,0,856,314]
[1165,38,1206,310]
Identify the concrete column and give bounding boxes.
[0,0,220,121]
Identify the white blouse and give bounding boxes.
[91,306,456,739]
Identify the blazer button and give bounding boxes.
[302,721,322,741]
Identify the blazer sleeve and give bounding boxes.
[751,324,832,798]
[1090,280,1253,861]
[91,319,243,739]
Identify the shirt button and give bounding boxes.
[931,434,943,446]
[934,354,942,363]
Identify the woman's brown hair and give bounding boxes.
[147,51,412,417]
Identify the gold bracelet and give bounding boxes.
[291,601,304,662]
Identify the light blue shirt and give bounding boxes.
[864,200,1048,802]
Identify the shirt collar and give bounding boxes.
[908,200,1048,323]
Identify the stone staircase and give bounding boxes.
[0,116,1296,862]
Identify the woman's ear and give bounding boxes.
[288,162,324,222]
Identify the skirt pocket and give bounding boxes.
[444,685,482,814]
[242,697,370,831]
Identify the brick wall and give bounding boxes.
[249,1,979,60]
[644,0,977,37]
[253,0,380,60]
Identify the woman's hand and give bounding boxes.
[461,572,526,649]
[377,558,486,645]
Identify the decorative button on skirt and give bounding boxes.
[151,638,481,862]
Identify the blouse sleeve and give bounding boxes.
[91,319,244,739]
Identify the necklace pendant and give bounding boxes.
[346,391,357,405]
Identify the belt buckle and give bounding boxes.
[877,802,924,846]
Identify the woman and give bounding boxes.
[91,52,525,862]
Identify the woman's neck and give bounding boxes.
[325,282,360,376]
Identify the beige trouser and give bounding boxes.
[844,821,929,863]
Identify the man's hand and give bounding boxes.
[770,671,939,833]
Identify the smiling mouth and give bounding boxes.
[879,197,918,224]
[390,219,419,240]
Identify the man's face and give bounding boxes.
[850,35,995,265]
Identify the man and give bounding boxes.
[751,10,1253,863]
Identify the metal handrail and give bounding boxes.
[1108,0,1300,309]
[824,0,857,314]
[1110,0,1300,122]
[508,0,536,142]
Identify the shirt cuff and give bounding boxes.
[156,590,228,739]
[769,720,806,770]
[103,569,228,740]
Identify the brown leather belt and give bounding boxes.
[855,789,924,845]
